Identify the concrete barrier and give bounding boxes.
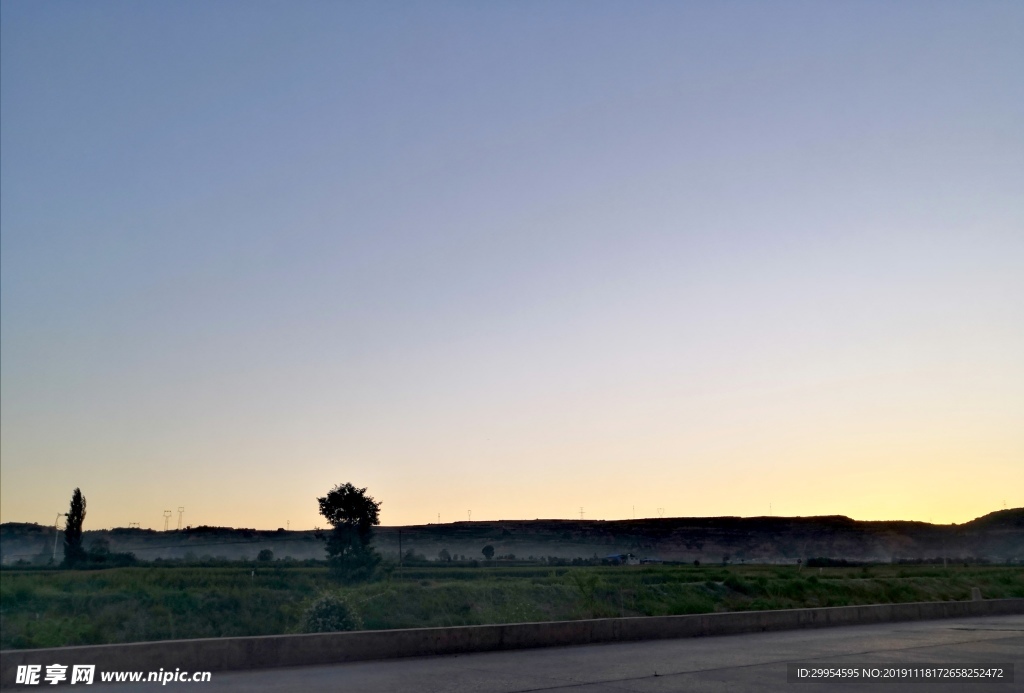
[2,599,1022,684]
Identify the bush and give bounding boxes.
[301,593,362,633]
[723,574,753,595]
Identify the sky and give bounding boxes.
[2,1,1022,531]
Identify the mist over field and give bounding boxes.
[4,510,1022,566]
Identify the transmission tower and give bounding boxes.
[177,507,184,530]
[579,507,584,520]
[163,510,172,531]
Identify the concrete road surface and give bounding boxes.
[60,614,1024,692]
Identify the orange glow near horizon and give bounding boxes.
[2,4,1021,536]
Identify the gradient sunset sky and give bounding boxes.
[2,2,1021,531]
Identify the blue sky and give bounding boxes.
[2,1,1022,529]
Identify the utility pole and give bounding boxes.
[468,510,471,522]
[52,513,67,563]
[163,510,172,531]
[177,507,184,530]
[579,507,584,520]
[398,529,403,567]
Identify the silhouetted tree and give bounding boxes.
[482,544,494,561]
[437,548,451,562]
[403,548,425,563]
[257,549,274,562]
[63,488,87,568]
[317,483,381,582]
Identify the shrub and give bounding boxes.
[723,574,752,595]
[301,593,362,633]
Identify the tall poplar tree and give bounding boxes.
[63,488,87,568]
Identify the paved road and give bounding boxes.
[83,614,1023,692]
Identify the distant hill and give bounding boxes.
[2,509,1021,565]
[371,510,1024,564]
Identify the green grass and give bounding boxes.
[2,564,1021,649]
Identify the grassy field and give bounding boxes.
[1,563,1021,649]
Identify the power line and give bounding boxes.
[52,513,66,563]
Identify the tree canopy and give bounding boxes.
[317,483,380,534]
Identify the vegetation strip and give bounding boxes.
[2,564,1022,650]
